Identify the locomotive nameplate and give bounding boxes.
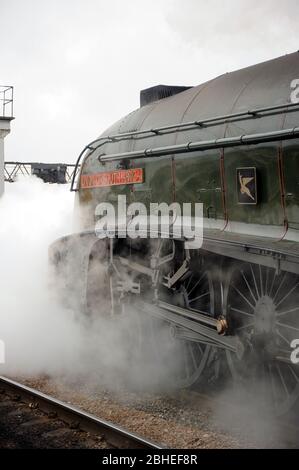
[80,168,144,189]
[236,167,257,205]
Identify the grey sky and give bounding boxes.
[1,0,299,163]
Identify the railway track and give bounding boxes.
[17,375,299,448]
[0,376,162,449]
[2,374,298,448]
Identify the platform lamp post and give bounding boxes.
[0,86,14,197]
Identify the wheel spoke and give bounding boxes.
[269,270,277,297]
[197,343,203,355]
[189,291,209,303]
[276,363,289,398]
[259,264,264,297]
[187,272,205,297]
[241,270,258,302]
[276,306,299,317]
[183,342,192,378]
[232,285,255,310]
[265,267,270,296]
[189,307,214,316]
[185,273,193,291]
[277,329,291,346]
[276,282,299,308]
[188,342,198,370]
[273,272,287,303]
[236,322,254,331]
[250,264,260,299]
[230,307,253,317]
[276,321,299,333]
[288,365,299,383]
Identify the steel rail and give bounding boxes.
[70,101,299,190]
[0,376,162,449]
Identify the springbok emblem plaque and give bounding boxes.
[236,167,257,205]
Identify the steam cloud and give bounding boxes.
[0,177,173,388]
[0,177,82,376]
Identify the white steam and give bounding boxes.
[0,177,86,375]
[0,177,170,386]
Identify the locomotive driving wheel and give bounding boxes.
[154,242,216,388]
[224,262,299,415]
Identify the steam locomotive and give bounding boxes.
[50,52,299,416]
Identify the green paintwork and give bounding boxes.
[175,150,223,220]
[78,52,299,241]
